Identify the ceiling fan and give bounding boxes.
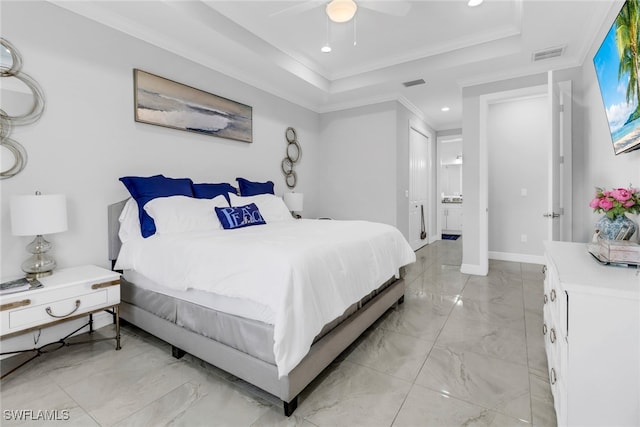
[271,0,412,23]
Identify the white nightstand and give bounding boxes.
[0,265,121,378]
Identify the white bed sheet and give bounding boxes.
[116,219,415,377]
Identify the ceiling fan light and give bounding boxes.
[468,0,484,6]
[326,0,358,23]
[321,45,332,53]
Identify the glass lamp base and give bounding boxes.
[21,235,56,278]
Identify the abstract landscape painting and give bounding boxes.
[134,69,252,143]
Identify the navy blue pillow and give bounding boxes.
[215,203,266,230]
[192,182,237,203]
[236,177,274,196]
[119,175,194,238]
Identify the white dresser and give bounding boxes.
[543,241,639,427]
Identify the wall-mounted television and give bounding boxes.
[593,0,640,155]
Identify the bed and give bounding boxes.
[107,176,415,416]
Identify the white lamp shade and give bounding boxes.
[326,0,357,23]
[283,192,304,212]
[11,194,68,236]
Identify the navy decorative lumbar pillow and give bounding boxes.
[215,203,266,230]
[236,177,275,196]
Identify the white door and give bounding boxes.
[559,80,573,242]
[409,127,430,251]
[546,72,573,241]
[547,71,562,241]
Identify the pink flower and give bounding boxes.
[611,188,633,202]
[589,197,601,208]
[624,200,636,208]
[599,198,614,210]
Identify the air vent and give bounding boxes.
[532,46,564,62]
[402,78,426,88]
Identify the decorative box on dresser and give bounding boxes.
[543,241,639,427]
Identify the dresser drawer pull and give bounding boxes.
[550,289,556,302]
[0,299,31,311]
[543,294,548,304]
[550,327,556,344]
[543,323,547,335]
[91,280,120,290]
[542,265,547,275]
[550,368,557,385]
[46,300,81,318]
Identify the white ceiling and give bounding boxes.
[50,0,619,130]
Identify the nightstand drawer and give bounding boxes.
[9,289,109,330]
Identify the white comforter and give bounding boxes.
[116,219,415,377]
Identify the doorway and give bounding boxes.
[487,92,548,263]
[476,77,572,268]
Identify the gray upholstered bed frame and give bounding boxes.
[107,200,406,416]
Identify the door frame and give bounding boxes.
[478,84,551,270]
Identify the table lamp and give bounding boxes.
[283,192,304,219]
[10,191,68,278]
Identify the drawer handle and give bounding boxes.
[46,300,81,318]
[550,289,556,302]
[91,280,120,290]
[550,327,556,344]
[550,367,557,385]
[543,323,547,335]
[542,265,547,275]
[543,294,548,305]
[0,299,31,311]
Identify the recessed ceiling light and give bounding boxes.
[468,0,483,6]
[441,107,450,112]
[321,45,332,53]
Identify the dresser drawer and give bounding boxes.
[9,289,109,330]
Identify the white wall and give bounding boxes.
[488,96,548,259]
[462,73,556,274]
[0,1,321,278]
[318,102,397,224]
[317,101,436,243]
[463,44,639,274]
[578,35,640,241]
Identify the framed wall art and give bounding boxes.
[133,69,252,143]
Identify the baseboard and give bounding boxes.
[489,251,544,265]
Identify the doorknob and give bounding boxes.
[543,212,560,218]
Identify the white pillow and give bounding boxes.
[118,198,143,243]
[144,195,229,234]
[229,193,294,222]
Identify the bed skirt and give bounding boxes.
[119,274,405,415]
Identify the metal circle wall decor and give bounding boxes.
[1,38,46,179]
[282,127,301,189]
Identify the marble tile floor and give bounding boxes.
[0,239,557,426]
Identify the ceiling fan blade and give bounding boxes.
[269,1,325,18]
[360,1,412,17]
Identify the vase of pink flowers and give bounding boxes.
[590,185,639,240]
